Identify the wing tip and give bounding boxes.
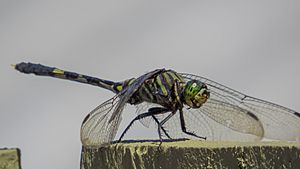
[294,112,300,118]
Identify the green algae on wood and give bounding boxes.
[81,140,300,169]
[0,148,21,169]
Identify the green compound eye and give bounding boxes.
[184,80,209,108]
[184,80,204,99]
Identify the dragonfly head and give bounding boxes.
[183,80,210,108]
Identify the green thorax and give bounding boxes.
[114,70,186,108]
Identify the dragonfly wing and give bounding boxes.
[161,100,263,141]
[110,69,166,128]
[239,96,300,141]
[80,94,125,146]
[108,69,165,124]
[81,69,165,146]
[200,99,264,141]
[180,73,300,141]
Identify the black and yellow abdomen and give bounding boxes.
[14,62,118,93]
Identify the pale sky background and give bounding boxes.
[1,1,300,169]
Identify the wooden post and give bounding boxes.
[0,148,21,169]
[80,140,300,169]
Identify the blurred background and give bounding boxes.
[1,1,299,168]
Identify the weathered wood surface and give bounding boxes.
[81,140,300,169]
[0,148,21,169]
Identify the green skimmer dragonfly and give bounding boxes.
[14,62,300,146]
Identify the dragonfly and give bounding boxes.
[14,62,300,146]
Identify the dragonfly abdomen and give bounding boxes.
[14,62,118,93]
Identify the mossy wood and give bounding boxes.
[81,140,300,169]
[0,148,21,169]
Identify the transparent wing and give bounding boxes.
[161,99,264,141]
[201,99,264,137]
[81,69,165,146]
[199,99,264,141]
[180,73,300,141]
[80,94,124,146]
[238,97,300,140]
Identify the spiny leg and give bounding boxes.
[118,107,169,143]
[151,115,172,139]
[157,112,175,146]
[179,109,206,140]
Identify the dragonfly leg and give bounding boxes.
[157,112,176,146]
[179,109,206,140]
[152,115,172,139]
[118,107,169,143]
